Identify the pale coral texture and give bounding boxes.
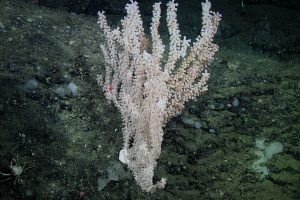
[97,0,221,192]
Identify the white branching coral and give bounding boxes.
[97,0,221,192]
